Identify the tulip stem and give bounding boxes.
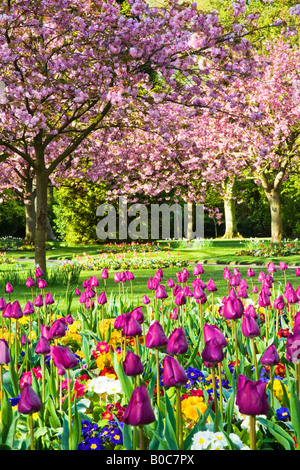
[155,349,161,411]
[251,338,258,381]
[176,387,183,450]
[139,425,145,450]
[29,414,34,450]
[217,362,223,422]
[66,369,72,450]
[233,320,239,380]
[269,366,274,408]
[211,365,219,431]
[249,415,256,450]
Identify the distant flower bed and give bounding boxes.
[96,241,171,254]
[236,240,300,258]
[75,254,188,271]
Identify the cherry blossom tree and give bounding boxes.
[0,0,263,271]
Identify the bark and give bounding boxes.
[24,178,36,242]
[222,179,241,239]
[264,188,282,243]
[35,169,48,274]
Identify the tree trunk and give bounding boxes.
[24,178,36,242]
[265,188,282,243]
[35,170,48,274]
[222,179,241,239]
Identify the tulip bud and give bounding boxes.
[145,321,168,349]
[123,315,142,337]
[98,291,107,305]
[162,355,188,389]
[23,301,34,316]
[203,323,227,348]
[260,343,280,366]
[241,314,260,338]
[123,386,155,426]
[207,278,218,292]
[5,283,13,294]
[155,285,168,299]
[18,384,42,415]
[49,318,66,340]
[35,267,43,278]
[37,278,47,289]
[223,297,243,320]
[100,269,108,279]
[89,275,99,287]
[0,338,10,364]
[236,375,269,416]
[51,345,78,370]
[123,350,144,377]
[45,292,55,305]
[166,327,188,356]
[34,294,44,307]
[26,277,35,288]
[35,336,51,355]
[142,295,150,305]
[201,338,225,365]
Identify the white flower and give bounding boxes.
[191,430,215,450]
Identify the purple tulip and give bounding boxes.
[34,294,44,307]
[114,313,130,331]
[236,375,269,416]
[273,295,285,311]
[293,312,300,333]
[75,288,81,296]
[123,315,142,337]
[18,384,42,415]
[123,386,155,426]
[89,275,99,287]
[285,287,298,304]
[98,291,107,305]
[142,295,150,305]
[237,286,248,299]
[0,297,6,311]
[167,278,175,288]
[173,284,182,296]
[45,292,55,305]
[295,267,300,276]
[40,324,52,340]
[35,336,51,355]
[35,267,43,278]
[155,285,168,300]
[65,314,73,325]
[247,268,255,277]
[131,306,144,325]
[37,278,47,289]
[241,314,260,338]
[26,277,35,288]
[258,291,270,308]
[85,299,94,309]
[82,278,90,289]
[51,345,78,370]
[162,355,188,389]
[79,291,87,304]
[166,327,189,356]
[21,334,30,346]
[174,290,186,306]
[49,318,66,340]
[229,275,240,287]
[223,267,231,280]
[125,271,135,281]
[100,269,108,279]
[203,323,227,348]
[252,285,258,294]
[280,262,288,271]
[0,338,10,365]
[5,283,13,294]
[85,286,96,299]
[286,330,300,364]
[10,300,23,319]
[183,285,193,297]
[207,278,218,292]
[245,304,258,319]
[258,271,266,282]
[223,297,244,320]
[260,343,280,366]
[123,350,144,377]
[201,338,225,365]
[145,321,168,350]
[2,302,12,318]
[267,262,276,273]
[23,301,35,316]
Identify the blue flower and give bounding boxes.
[9,395,20,407]
[81,420,99,437]
[83,437,104,450]
[276,407,290,421]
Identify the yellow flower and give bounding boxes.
[181,396,207,422]
[271,379,289,403]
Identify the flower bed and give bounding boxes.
[0,262,300,451]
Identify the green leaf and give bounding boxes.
[112,352,133,402]
[122,423,132,450]
[71,402,81,450]
[1,389,13,444]
[47,396,61,429]
[257,417,295,450]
